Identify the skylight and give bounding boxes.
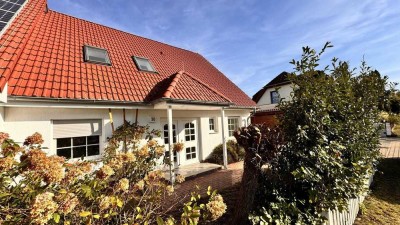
[132,56,156,72]
[84,45,111,65]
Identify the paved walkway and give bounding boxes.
[380,137,400,158]
[167,162,243,206]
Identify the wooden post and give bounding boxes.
[109,108,114,133]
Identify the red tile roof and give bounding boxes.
[0,0,256,108]
[162,71,231,104]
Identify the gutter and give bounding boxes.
[4,96,152,109]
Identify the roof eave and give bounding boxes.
[6,95,151,107]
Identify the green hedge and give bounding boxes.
[205,140,245,165]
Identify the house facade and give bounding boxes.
[251,72,292,125]
[0,0,256,168]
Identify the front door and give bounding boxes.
[162,119,199,166]
[179,119,199,165]
[162,121,178,167]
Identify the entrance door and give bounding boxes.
[162,119,199,166]
[179,119,199,165]
[162,121,178,167]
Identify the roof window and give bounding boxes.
[84,45,111,65]
[132,56,156,72]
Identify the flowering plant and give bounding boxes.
[0,123,225,224]
[173,142,185,152]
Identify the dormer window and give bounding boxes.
[132,56,156,72]
[83,45,111,65]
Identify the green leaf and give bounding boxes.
[156,216,165,225]
[53,213,60,223]
[117,198,123,208]
[79,211,92,217]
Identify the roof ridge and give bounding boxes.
[165,71,232,103]
[163,72,181,98]
[48,9,201,56]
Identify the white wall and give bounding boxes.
[2,107,250,163]
[0,106,4,130]
[257,84,292,106]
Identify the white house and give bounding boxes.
[0,0,256,168]
[251,72,292,125]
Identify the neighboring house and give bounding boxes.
[251,72,292,125]
[0,0,256,168]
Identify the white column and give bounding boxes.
[167,105,175,184]
[221,108,228,169]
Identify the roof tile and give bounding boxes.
[0,0,255,107]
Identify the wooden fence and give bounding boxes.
[324,175,373,225]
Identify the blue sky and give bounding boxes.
[48,0,400,97]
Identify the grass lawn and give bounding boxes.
[355,158,400,225]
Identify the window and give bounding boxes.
[184,122,195,141]
[186,147,196,160]
[84,45,111,65]
[228,117,239,137]
[53,119,102,159]
[56,136,100,159]
[209,118,216,132]
[270,91,280,104]
[132,56,156,72]
[163,124,177,144]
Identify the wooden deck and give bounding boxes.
[380,138,400,158]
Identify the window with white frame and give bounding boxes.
[163,124,177,144]
[53,119,102,159]
[184,122,195,141]
[228,117,239,137]
[209,118,216,132]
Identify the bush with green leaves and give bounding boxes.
[0,123,226,225]
[247,43,386,224]
[205,140,245,165]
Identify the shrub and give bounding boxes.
[252,43,385,224]
[0,123,226,224]
[205,140,245,165]
[232,43,386,224]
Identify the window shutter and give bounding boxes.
[53,120,102,139]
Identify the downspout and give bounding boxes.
[135,109,139,125]
[123,108,127,152]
